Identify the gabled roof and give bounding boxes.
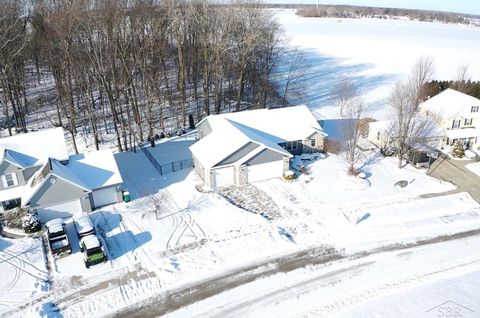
[190,117,292,169]
[419,88,480,118]
[21,150,122,207]
[191,106,324,169]
[0,127,69,167]
[3,149,38,168]
[198,105,327,143]
[66,150,123,189]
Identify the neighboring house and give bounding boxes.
[419,88,480,149]
[367,119,444,166]
[0,128,123,221]
[190,105,327,187]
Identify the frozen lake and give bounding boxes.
[274,9,480,119]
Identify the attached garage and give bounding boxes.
[245,149,286,184]
[212,166,234,188]
[91,186,120,209]
[246,160,284,183]
[36,199,83,222]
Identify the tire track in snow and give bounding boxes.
[0,250,47,281]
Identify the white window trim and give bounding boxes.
[1,173,18,188]
[286,141,298,151]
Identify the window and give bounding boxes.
[452,119,461,129]
[310,139,316,147]
[286,141,298,151]
[2,173,17,188]
[377,132,380,141]
[471,106,479,113]
[465,118,473,126]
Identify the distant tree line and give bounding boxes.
[0,0,288,153]
[424,81,480,100]
[296,5,475,25]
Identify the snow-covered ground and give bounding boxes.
[274,9,480,119]
[0,237,48,315]
[4,137,480,317]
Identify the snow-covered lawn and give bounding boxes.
[0,237,48,315]
[6,137,480,317]
[274,9,480,119]
[466,161,480,177]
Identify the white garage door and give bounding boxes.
[92,187,119,208]
[37,199,83,222]
[247,160,284,183]
[212,166,234,187]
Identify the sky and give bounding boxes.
[264,0,480,15]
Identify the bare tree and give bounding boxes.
[336,78,366,174]
[389,80,438,168]
[409,56,435,107]
[454,64,470,93]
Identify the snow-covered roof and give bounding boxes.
[73,213,94,235]
[191,106,323,169]
[446,128,480,139]
[0,127,69,167]
[21,150,122,207]
[80,234,101,250]
[45,218,65,234]
[66,150,123,189]
[50,159,90,191]
[190,116,292,169]
[198,105,327,143]
[419,89,480,119]
[3,149,38,168]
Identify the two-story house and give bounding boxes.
[190,105,327,188]
[0,128,123,221]
[419,88,480,149]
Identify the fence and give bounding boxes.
[140,146,193,176]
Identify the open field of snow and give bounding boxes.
[274,9,480,119]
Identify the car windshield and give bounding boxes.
[86,247,103,256]
[51,239,69,250]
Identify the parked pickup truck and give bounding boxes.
[80,234,107,268]
[45,218,72,255]
[73,213,95,238]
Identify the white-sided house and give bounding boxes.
[190,105,327,187]
[419,88,480,149]
[0,128,123,221]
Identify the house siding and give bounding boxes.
[0,160,26,189]
[302,132,325,153]
[245,149,285,166]
[23,166,41,182]
[27,175,89,209]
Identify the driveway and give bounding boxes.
[423,155,480,202]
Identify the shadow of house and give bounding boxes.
[105,230,152,260]
[114,151,193,200]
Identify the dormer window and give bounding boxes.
[465,118,473,126]
[472,106,479,113]
[2,173,18,188]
